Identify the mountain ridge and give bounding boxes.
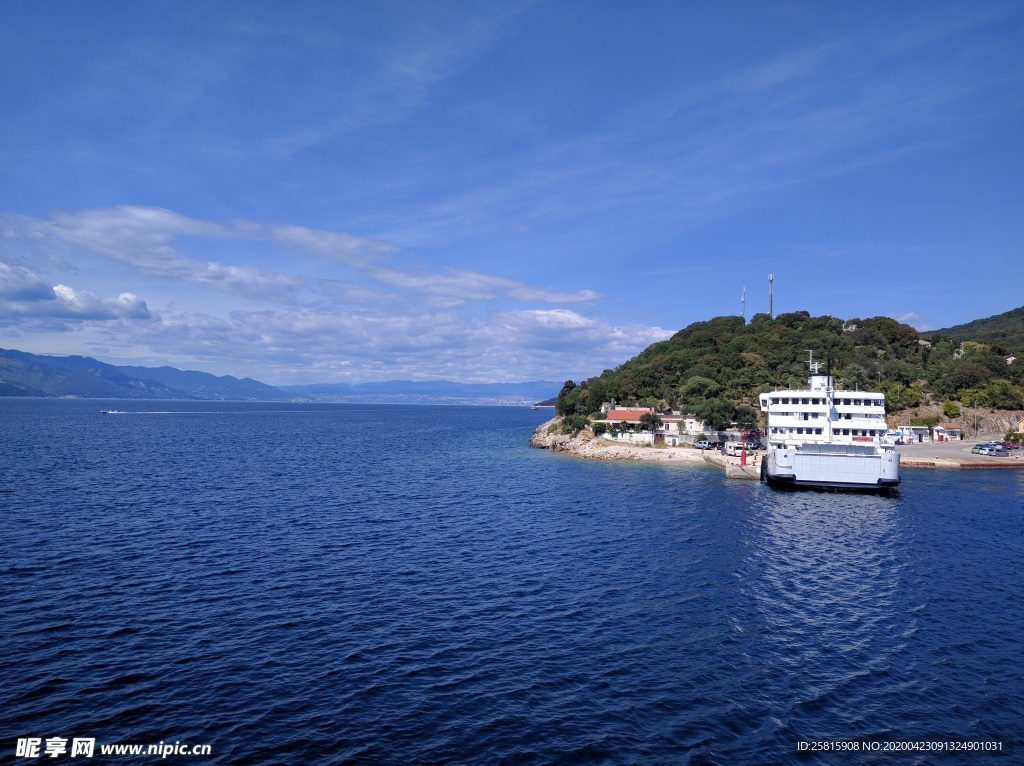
[0,348,560,404]
[923,306,1024,352]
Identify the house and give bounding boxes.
[933,423,962,442]
[602,407,654,427]
[678,414,705,433]
[598,408,706,446]
[897,424,930,443]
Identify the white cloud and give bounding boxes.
[108,304,668,384]
[0,260,152,333]
[51,284,152,320]
[4,207,595,310]
[0,262,55,301]
[0,207,650,382]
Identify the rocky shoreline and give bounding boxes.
[529,418,710,463]
[530,417,1024,470]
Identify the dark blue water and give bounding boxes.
[2,400,1022,764]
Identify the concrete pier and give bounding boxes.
[704,452,762,480]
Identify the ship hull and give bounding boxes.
[762,445,900,491]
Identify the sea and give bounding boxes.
[2,399,1022,765]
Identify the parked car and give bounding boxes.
[694,439,714,450]
[971,443,991,454]
[978,444,1007,456]
[1003,441,1020,450]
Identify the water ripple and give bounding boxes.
[2,401,1022,764]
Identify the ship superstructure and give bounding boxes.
[758,354,900,490]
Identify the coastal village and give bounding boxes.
[530,309,1024,482]
[531,403,1024,475]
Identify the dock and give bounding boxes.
[704,445,1024,477]
[704,451,762,480]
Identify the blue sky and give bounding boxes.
[1,1,1022,385]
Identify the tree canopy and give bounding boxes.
[558,312,1024,423]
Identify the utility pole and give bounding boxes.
[768,273,774,318]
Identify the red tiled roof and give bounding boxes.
[937,423,961,430]
[604,408,653,422]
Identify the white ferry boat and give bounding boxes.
[758,355,900,490]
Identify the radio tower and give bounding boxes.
[768,273,774,318]
[741,286,746,320]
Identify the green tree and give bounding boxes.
[555,380,578,416]
[680,375,720,400]
[958,387,991,408]
[734,405,759,430]
[694,398,735,431]
[638,412,664,440]
[561,413,590,435]
[943,401,961,418]
[981,379,1024,409]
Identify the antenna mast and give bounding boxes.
[741,286,746,320]
[768,273,775,318]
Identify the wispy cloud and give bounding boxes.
[5,206,599,309]
[0,205,645,381]
[368,8,1024,252]
[120,304,667,383]
[254,1,535,157]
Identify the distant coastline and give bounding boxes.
[0,347,559,406]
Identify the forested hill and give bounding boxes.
[923,306,1024,350]
[556,311,1024,429]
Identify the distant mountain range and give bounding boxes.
[0,348,292,401]
[0,348,560,405]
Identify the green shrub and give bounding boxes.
[562,414,590,435]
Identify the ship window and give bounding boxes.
[802,398,809,404]
[854,399,862,405]
[815,428,823,434]
[812,398,820,404]
[771,397,780,405]
[782,398,789,404]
